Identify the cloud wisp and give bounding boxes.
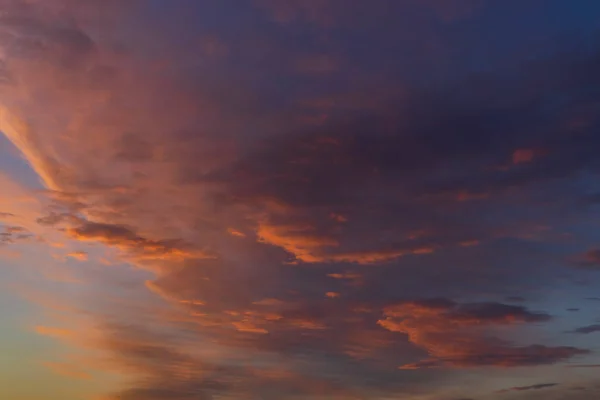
[495,383,559,393]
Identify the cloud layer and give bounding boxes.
[1,0,600,399]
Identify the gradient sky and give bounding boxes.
[1,1,600,399]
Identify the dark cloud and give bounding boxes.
[69,221,139,242]
[569,324,600,334]
[496,383,558,393]
[0,225,33,244]
[448,301,551,323]
[36,212,80,227]
[211,43,600,217]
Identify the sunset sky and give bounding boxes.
[1,1,600,399]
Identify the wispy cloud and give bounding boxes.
[496,383,558,393]
[569,324,600,334]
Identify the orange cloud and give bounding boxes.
[67,251,88,261]
[227,228,246,238]
[253,298,286,306]
[67,221,212,264]
[0,107,64,190]
[257,220,433,264]
[256,221,338,262]
[231,321,269,334]
[327,272,361,280]
[330,213,348,222]
[41,361,92,380]
[573,248,600,270]
[378,299,587,368]
[287,318,327,330]
[35,325,75,339]
[179,299,206,306]
[512,148,535,164]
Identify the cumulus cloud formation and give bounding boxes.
[1,0,600,399]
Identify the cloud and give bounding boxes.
[512,148,536,164]
[569,325,600,334]
[0,224,34,244]
[378,299,587,368]
[573,249,600,270]
[82,318,379,400]
[0,85,78,191]
[255,216,435,264]
[66,221,213,264]
[35,325,75,339]
[41,361,91,380]
[256,221,339,263]
[1,0,600,399]
[66,251,88,261]
[496,383,558,393]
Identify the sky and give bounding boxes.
[1,0,600,399]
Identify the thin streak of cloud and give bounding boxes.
[568,324,600,334]
[495,383,558,393]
